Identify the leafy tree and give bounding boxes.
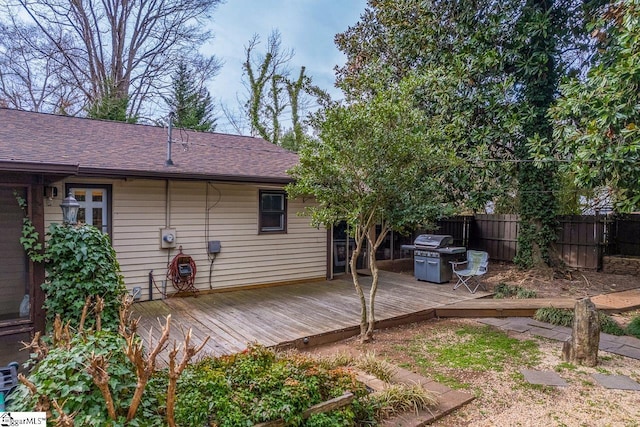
[510,0,564,268]
[544,0,640,212]
[335,0,527,211]
[0,0,222,120]
[166,62,217,132]
[335,0,596,268]
[288,77,462,342]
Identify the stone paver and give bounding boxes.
[611,345,640,359]
[479,317,640,361]
[520,369,568,387]
[610,334,640,348]
[550,325,572,335]
[528,327,570,341]
[478,317,511,328]
[592,374,640,391]
[526,319,556,329]
[599,339,623,352]
[503,321,532,333]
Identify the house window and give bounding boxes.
[259,190,287,233]
[66,184,111,234]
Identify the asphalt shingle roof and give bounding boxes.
[0,108,299,183]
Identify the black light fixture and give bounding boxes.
[60,191,80,225]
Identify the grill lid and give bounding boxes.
[414,234,454,249]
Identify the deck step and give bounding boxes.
[435,297,620,318]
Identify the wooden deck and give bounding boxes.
[132,271,489,363]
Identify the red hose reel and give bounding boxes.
[167,247,197,294]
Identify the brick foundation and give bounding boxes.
[603,256,640,276]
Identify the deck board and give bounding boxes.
[133,271,487,360]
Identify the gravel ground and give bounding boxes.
[304,265,640,426]
[428,320,640,427]
[306,318,640,426]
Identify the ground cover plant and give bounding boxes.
[175,345,376,426]
[493,282,538,299]
[9,329,167,426]
[534,307,627,336]
[342,318,640,425]
[10,314,377,426]
[396,323,541,390]
[626,316,640,339]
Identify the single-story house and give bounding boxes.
[0,107,330,345]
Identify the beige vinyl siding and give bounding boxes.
[44,178,327,300]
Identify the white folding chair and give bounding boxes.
[450,250,489,294]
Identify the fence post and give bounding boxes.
[595,210,602,270]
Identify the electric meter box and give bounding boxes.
[160,228,177,249]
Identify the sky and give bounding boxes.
[203,0,368,134]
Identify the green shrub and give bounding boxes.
[7,331,166,426]
[626,316,640,339]
[41,224,126,330]
[534,307,626,335]
[493,283,512,299]
[599,313,625,336]
[516,288,538,299]
[176,345,374,426]
[494,282,537,299]
[9,336,376,426]
[534,307,574,327]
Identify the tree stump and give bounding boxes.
[562,297,600,367]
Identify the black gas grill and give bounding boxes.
[412,234,465,283]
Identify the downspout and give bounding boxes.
[165,179,171,228]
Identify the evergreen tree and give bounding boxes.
[166,62,217,132]
[87,82,136,123]
[335,0,596,268]
[545,0,640,212]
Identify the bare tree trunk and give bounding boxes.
[363,224,388,341]
[125,315,171,421]
[364,242,378,342]
[349,239,368,341]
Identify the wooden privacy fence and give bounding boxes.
[433,214,640,270]
[470,215,519,262]
[613,215,640,256]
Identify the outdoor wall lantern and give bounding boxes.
[60,191,80,225]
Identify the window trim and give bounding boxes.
[258,189,287,234]
[65,183,113,237]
